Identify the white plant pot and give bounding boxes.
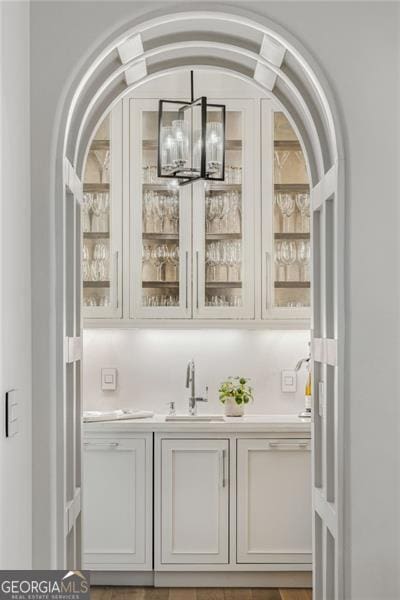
[224,397,245,417]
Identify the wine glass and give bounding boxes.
[143,191,155,233]
[152,244,168,281]
[82,244,91,281]
[274,150,290,183]
[274,240,285,281]
[206,242,218,281]
[82,193,92,233]
[297,240,311,281]
[296,193,310,233]
[276,193,296,233]
[280,240,297,280]
[227,192,241,233]
[167,245,179,281]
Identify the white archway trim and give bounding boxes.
[79,65,313,188]
[72,39,325,178]
[65,9,339,172]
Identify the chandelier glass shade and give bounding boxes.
[157,72,226,186]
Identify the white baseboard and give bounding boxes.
[89,570,312,588]
[154,571,312,588]
[90,572,154,586]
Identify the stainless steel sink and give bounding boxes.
[165,414,225,422]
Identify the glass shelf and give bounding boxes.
[83,183,110,193]
[84,232,110,239]
[83,281,110,288]
[142,233,179,241]
[275,281,310,289]
[142,281,179,288]
[274,140,301,151]
[90,139,110,151]
[274,232,310,240]
[205,281,242,288]
[274,184,309,193]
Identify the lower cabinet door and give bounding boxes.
[237,438,312,564]
[161,439,229,564]
[83,436,152,570]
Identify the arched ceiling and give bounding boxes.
[64,7,340,186]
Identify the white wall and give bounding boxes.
[30,2,400,597]
[83,329,310,415]
[0,0,32,569]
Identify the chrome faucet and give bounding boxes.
[186,360,208,416]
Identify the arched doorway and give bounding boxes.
[49,7,344,597]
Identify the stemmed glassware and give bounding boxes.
[274,150,290,183]
[276,193,296,233]
[297,240,311,281]
[275,240,296,281]
[143,191,179,234]
[206,241,242,282]
[167,246,179,281]
[82,194,92,233]
[295,192,310,233]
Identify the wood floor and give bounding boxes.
[91,587,312,600]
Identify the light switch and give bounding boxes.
[281,370,297,393]
[101,368,117,391]
[5,390,18,438]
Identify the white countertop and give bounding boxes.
[84,413,311,434]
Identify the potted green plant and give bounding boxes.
[218,376,253,417]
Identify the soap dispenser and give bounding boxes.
[295,343,312,419]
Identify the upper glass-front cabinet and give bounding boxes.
[130,100,191,318]
[82,105,123,318]
[262,100,311,320]
[82,95,310,326]
[130,99,255,320]
[193,100,255,319]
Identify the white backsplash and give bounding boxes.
[83,329,310,415]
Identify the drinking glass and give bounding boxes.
[143,191,154,233]
[206,242,217,281]
[274,150,290,183]
[276,193,295,233]
[227,192,241,233]
[281,240,297,280]
[274,241,285,281]
[295,193,310,233]
[82,193,92,233]
[167,245,179,281]
[152,244,168,281]
[297,240,311,281]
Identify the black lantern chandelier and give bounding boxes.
[157,71,226,186]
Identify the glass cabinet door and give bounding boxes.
[82,105,123,319]
[262,100,311,320]
[193,99,256,319]
[130,99,191,319]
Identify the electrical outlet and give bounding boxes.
[281,370,297,393]
[101,368,117,391]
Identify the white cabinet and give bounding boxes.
[82,92,311,325]
[159,438,229,565]
[236,438,312,564]
[83,435,152,570]
[82,104,123,319]
[128,98,257,320]
[261,100,311,321]
[129,99,192,319]
[193,99,256,319]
